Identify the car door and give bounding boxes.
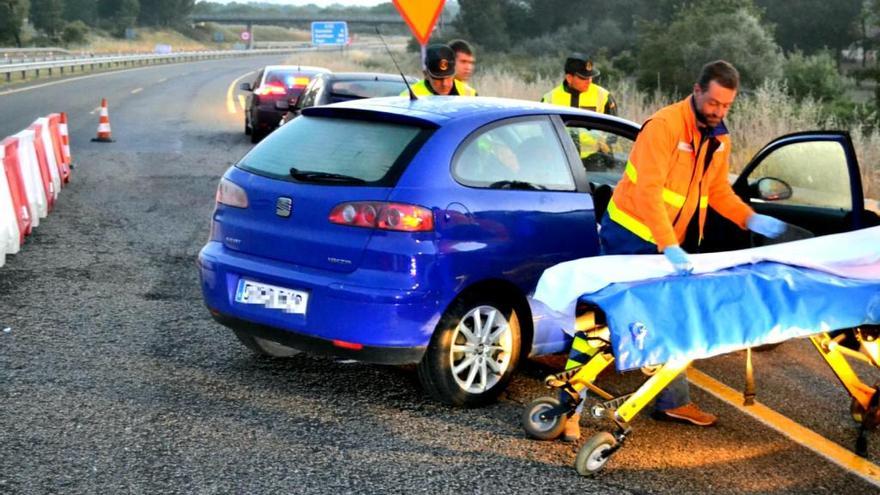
[704,131,880,251]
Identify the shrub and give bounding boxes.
[62,20,89,45]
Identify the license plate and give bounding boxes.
[234,278,309,315]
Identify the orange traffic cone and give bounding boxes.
[91,98,114,143]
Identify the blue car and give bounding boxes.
[198,95,877,405]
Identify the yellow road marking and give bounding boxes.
[237,95,246,111]
[131,87,143,94]
[689,368,880,488]
[227,71,253,114]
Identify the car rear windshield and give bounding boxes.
[330,80,407,99]
[237,115,430,184]
[264,71,311,89]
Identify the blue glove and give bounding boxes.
[663,245,693,275]
[747,213,787,238]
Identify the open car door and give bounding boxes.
[702,131,880,251]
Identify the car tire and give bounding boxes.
[250,128,262,143]
[417,294,521,406]
[244,117,252,136]
[232,329,300,357]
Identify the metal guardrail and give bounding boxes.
[0,45,381,83]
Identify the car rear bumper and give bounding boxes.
[254,107,285,129]
[209,311,426,365]
[197,241,441,364]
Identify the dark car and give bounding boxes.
[279,72,418,124]
[240,65,329,142]
[198,96,879,406]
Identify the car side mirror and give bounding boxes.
[275,100,290,111]
[751,177,793,201]
[239,82,252,92]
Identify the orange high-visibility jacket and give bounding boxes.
[606,96,753,251]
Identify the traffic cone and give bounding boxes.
[91,98,114,143]
[60,111,74,171]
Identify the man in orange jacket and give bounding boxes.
[577,60,785,434]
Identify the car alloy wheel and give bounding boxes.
[418,296,521,406]
[449,304,514,394]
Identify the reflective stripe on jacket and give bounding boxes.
[541,82,615,115]
[607,96,753,251]
[404,79,476,97]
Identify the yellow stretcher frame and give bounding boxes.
[522,311,880,476]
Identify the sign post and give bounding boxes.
[311,21,349,47]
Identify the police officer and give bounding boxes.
[541,53,617,114]
[404,44,477,97]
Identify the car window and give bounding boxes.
[454,117,575,191]
[330,80,408,99]
[237,115,428,184]
[748,140,851,209]
[301,79,322,108]
[564,123,633,185]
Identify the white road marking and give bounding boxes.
[227,71,254,114]
[131,87,143,94]
[0,64,161,97]
[690,368,880,488]
[158,78,167,83]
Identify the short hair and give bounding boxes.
[697,60,739,91]
[448,39,474,56]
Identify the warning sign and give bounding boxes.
[392,0,445,46]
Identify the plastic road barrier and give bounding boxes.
[33,118,62,200]
[13,129,48,225]
[0,143,21,266]
[0,137,32,243]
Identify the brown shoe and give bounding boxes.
[562,413,581,442]
[654,403,717,426]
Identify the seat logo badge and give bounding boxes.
[276,197,292,218]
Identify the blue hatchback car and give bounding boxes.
[198,95,876,406]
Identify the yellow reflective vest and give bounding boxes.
[403,79,477,97]
[541,82,616,115]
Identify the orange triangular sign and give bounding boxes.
[392,0,446,46]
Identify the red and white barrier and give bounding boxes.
[0,144,20,267]
[13,129,48,226]
[46,113,71,183]
[1,111,73,268]
[1,137,32,244]
[32,118,62,200]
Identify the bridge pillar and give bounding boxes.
[247,22,254,50]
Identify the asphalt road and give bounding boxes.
[1,54,878,494]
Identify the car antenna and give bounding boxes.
[375,26,416,101]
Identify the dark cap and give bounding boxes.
[564,53,600,78]
[425,44,455,79]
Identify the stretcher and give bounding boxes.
[521,227,880,476]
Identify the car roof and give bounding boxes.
[319,72,418,83]
[302,95,639,129]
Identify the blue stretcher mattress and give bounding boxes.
[533,226,880,371]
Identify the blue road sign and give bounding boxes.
[311,21,348,46]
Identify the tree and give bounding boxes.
[455,0,510,50]
[756,0,862,58]
[138,0,195,27]
[0,0,29,47]
[97,0,139,36]
[636,3,783,94]
[64,0,98,26]
[31,0,65,38]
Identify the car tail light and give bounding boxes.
[329,202,433,232]
[254,81,287,96]
[216,177,248,208]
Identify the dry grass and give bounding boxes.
[283,50,880,203]
[86,29,212,54]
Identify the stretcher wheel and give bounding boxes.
[575,432,617,476]
[522,396,566,440]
